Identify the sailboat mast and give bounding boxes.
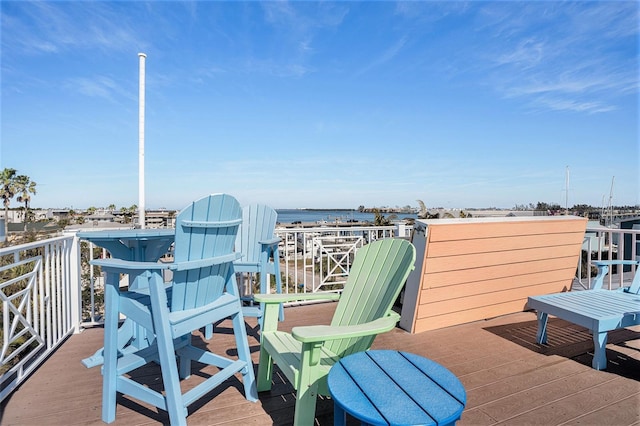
[565,166,569,214]
[608,176,615,227]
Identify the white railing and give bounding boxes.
[76,222,640,321]
[272,225,398,295]
[576,226,640,290]
[0,233,81,402]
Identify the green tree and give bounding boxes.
[120,205,138,224]
[1,168,17,236]
[15,175,37,231]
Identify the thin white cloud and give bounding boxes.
[356,36,408,76]
[477,2,638,114]
[495,38,545,69]
[2,2,146,55]
[65,76,134,103]
[248,1,348,77]
[531,97,616,114]
[393,1,638,115]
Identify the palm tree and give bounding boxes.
[15,175,37,231]
[120,205,137,224]
[1,168,17,237]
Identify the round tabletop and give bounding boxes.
[327,350,466,426]
[77,228,175,261]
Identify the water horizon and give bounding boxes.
[275,209,417,224]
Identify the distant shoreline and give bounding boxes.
[282,208,356,212]
[280,208,418,214]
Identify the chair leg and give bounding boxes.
[592,330,608,370]
[101,274,120,424]
[257,345,274,392]
[178,334,192,379]
[203,323,213,340]
[536,312,549,344]
[148,274,187,426]
[272,248,285,321]
[292,342,323,425]
[232,310,258,401]
[275,270,284,322]
[292,377,319,426]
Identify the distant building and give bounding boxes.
[133,210,176,228]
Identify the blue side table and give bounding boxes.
[328,350,466,426]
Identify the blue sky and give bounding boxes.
[1,1,638,210]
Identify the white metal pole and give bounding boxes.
[138,53,146,229]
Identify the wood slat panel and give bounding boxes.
[427,218,587,242]
[424,246,581,273]
[420,257,578,288]
[417,281,569,318]
[427,231,585,257]
[413,300,529,332]
[420,269,574,303]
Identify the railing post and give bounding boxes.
[67,232,83,333]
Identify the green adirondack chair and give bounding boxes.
[254,238,416,425]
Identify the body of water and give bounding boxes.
[275,209,417,224]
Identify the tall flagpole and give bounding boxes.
[138,53,146,229]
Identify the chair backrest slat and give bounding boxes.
[236,204,278,264]
[171,194,242,311]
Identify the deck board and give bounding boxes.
[2,302,639,425]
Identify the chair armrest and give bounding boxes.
[591,260,640,290]
[258,237,280,247]
[593,260,639,268]
[292,312,400,344]
[257,293,341,334]
[254,292,340,304]
[170,253,241,271]
[92,253,242,273]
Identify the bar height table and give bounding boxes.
[77,228,175,367]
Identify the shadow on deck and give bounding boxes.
[2,302,639,425]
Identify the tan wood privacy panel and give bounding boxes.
[399,216,587,333]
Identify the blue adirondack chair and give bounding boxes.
[204,203,284,339]
[90,194,257,425]
[234,203,284,325]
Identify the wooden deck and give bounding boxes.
[2,302,639,425]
